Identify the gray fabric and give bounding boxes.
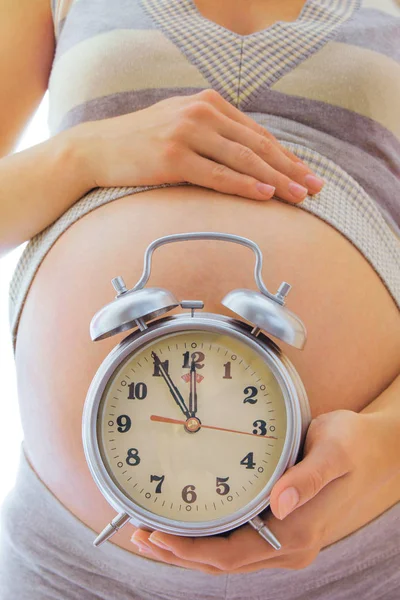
[0,443,399,599]
[336,7,400,61]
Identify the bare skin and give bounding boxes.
[192,0,308,36]
[16,185,400,564]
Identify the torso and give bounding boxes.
[14,0,400,564]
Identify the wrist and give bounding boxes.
[360,405,400,483]
[59,122,101,194]
[360,372,400,481]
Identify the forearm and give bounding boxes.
[0,124,94,256]
[360,370,400,482]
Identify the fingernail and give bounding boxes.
[131,539,153,554]
[277,487,299,519]
[256,182,276,197]
[288,182,308,200]
[149,534,172,551]
[304,174,325,191]
[131,532,141,544]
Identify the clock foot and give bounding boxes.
[93,512,131,547]
[249,515,281,550]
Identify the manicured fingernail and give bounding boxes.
[256,182,276,197]
[131,539,153,554]
[288,182,308,199]
[277,487,299,519]
[304,174,325,191]
[149,534,172,551]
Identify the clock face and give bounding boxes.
[97,329,287,524]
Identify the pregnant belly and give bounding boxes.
[15,184,400,559]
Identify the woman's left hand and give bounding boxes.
[130,408,393,574]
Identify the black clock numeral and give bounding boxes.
[152,359,169,377]
[252,419,267,436]
[126,448,141,466]
[223,361,232,379]
[182,484,197,503]
[128,382,147,400]
[116,415,131,433]
[240,452,256,470]
[243,385,258,404]
[182,351,205,369]
[216,476,230,496]
[150,474,165,493]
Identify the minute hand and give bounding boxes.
[151,351,190,419]
[189,361,198,417]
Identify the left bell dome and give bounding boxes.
[90,287,180,341]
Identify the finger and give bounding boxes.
[269,432,352,520]
[196,131,316,203]
[207,112,325,197]
[175,149,277,202]
[142,532,317,575]
[197,89,313,167]
[148,525,281,571]
[145,533,317,575]
[140,543,223,575]
[131,530,224,575]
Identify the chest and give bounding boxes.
[192,0,307,35]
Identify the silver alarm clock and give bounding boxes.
[82,232,311,551]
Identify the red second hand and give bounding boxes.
[150,414,278,439]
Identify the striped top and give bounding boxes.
[8,0,400,353]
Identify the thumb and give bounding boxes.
[269,436,350,520]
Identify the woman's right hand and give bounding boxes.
[77,88,325,203]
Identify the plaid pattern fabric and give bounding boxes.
[140,0,360,107]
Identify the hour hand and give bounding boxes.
[151,351,190,419]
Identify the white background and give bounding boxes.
[0,93,49,510]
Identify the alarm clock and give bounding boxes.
[82,232,311,551]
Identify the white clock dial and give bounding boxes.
[98,329,287,523]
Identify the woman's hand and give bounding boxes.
[130,408,397,575]
[75,88,325,203]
